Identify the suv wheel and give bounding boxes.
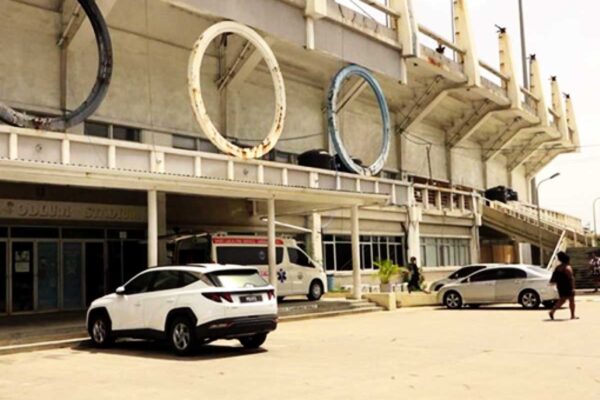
[307,280,324,301]
[169,316,196,356]
[239,333,267,349]
[444,291,463,309]
[89,313,113,347]
[519,290,540,309]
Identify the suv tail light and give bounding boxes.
[266,289,275,300]
[202,292,233,303]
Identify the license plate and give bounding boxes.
[240,294,261,303]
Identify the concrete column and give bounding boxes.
[267,198,277,286]
[351,205,362,300]
[407,205,422,265]
[470,206,483,263]
[308,213,323,266]
[147,190,158,267]
[157,192,168,266]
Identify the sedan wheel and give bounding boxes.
[519,290,541,309]
[444,291,463,309]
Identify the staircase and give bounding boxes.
[566,247,597,289]
[482,200,587,257]
[278,298,384,321]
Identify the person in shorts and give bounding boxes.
[589,250,600,292]
[549,251,577,320]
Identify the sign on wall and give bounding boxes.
[0,199,146,223]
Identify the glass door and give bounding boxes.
[85,242,105,306]
[62,242,84,309]
[37,242,59,311]
[12,242,34,312]
[0,242,6,314]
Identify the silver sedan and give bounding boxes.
[438,265,559,309]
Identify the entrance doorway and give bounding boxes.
[11,242,34,312]
[0,242,6,314]
[85,242,105,306]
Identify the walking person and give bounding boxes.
[549,251,578,320]
[407,257,421,293]
[589,250,600,292]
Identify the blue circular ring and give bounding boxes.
[327,64,391,176]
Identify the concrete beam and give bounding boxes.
[528,55,549,126]
[336,77,368,113]
[550,77,568,140]
[506,131,548,171]
[389,0,419,57]
[453,0,480,86]
[219,37,275,91]
[396,77,451,133]
[482,117,531,161]
[498,29,520,109]
[565,94,581,148]
[446,100,498,148]
[66,0,118,51]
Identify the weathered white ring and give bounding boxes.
[188,21,286,159]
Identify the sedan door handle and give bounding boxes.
[134,303,142,307]
[166,298,175,304]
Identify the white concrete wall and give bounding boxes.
[0,0,528,192]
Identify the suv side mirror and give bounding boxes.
[116,286,126,295]
[461,278,470,284]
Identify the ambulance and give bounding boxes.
[166,233,327,301]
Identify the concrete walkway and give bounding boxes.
[1,301,599,399]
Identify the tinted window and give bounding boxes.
[208,269,268,289]
[470,269,501,282]
[496,268,527,280]
[125,272,154,294]
[85,121,109,138]
[150,270,180,291]
[451,266,485,279]
[113,126,140,142]
[181,271,201,287]
[288,248,313,268]
[216,246,284,265]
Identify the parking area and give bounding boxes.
[2,300,600,399]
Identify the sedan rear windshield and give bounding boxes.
[208,270,269,289]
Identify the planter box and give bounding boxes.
[396,292,438,307]
[362,293,396,310]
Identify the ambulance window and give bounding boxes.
[216,246,283,265]
[288,248,313,268]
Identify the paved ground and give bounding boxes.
[2,300,600,400]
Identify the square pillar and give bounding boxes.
[351,205,362,300]
[308,213,323,266]
[147,190,158,267]
[157,192,168,266]
[267,198,277,286]
[407,205,422,265]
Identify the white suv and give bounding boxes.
[86,265,278,355]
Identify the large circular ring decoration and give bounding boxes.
[188,21,286,160]
[0,0,113,131]
[327,64,391,176]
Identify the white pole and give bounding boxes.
[351,205,362,300]
[147,190,158,267]
[267,198,277,286]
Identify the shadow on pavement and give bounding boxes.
[433,306,563,311]
[73,339,267,361]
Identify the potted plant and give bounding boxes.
[374,259,405,292]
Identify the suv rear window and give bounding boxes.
[216,246,283,265]
[208,270,268,289]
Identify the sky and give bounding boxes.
[340,0,599,228]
